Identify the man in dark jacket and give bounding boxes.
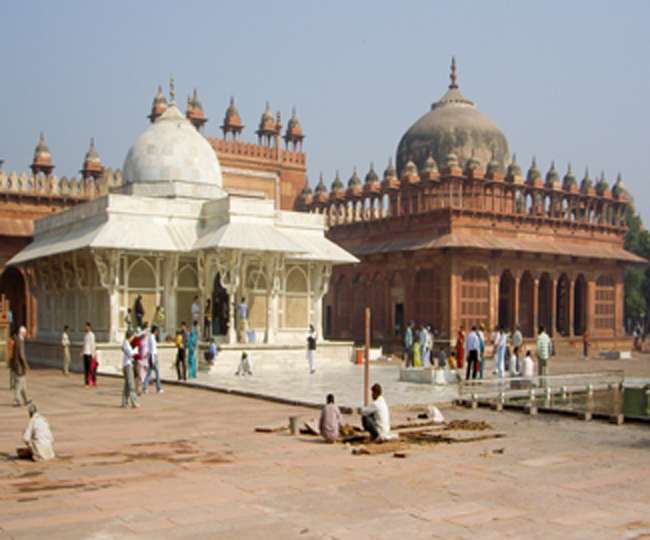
[134,295,145,328]
[10,326,30,406]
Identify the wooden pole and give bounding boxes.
[364,307,371,406]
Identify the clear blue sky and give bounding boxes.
[2,1,649,221]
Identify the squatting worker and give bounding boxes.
[319,393,342,443]
[358,383,394,441]
[19,403,55,461]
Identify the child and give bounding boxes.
[522,349,535,380]
[437,347,448,369]
[235,351,253,376]
[448,351,457,370]
[204,338,218,367]
[175,330,186,381]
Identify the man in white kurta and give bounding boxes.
[358,383,395,441]
[22,404,55,461]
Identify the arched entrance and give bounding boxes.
[538,273,553,335]
[574,274,586,335]
[556,273,570,336]
[211,273,229,336]
[371,273,386,342]
[518,271,534,337]
[498,270,516,331]
[0,267,27,334]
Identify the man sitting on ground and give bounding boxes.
[18,403,55,461]
[357,383,396,442]
[319,393,342,443]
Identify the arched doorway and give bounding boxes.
[0,267,27,334]
[498,270,516,331]
[574,274,586,335]
[556,273,570,336]
[518,271,534,337]
[538,273,553,335]
[390,272,406,338]
[211,273,229,336]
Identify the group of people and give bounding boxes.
[174,321,200,381]
[120,322,164,408]
[318,383,394,444]
[455,324,553,381]
[403,322,437,367]
[7,326,55,461]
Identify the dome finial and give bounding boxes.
[449,56,458,89]
[169,75,176,105]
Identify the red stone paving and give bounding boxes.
[1,369,649,539]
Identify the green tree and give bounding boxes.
[624,205,650,323]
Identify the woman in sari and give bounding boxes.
[188,321,198,378]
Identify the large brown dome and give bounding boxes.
[396,59,509,174]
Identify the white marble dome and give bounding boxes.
[123,105,223,186]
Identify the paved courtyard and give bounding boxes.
[1,370,650,539]
[97,350,650,411]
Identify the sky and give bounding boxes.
[2,0,650,222]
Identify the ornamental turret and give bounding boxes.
[80,137,103,180]
[421,151,440,181]
[31,132,54,176]
[256,102,277,146]
[148,85,168,123]
[486,153,503,181]
[580,168,594,195]
[382,158,400,190]
[347,167,363,197]
[505,154,523,183]
[363,163,380,193]
[221,97,244,139]
[314,173,329,203]
[443,152,461,176]
[283,107,305,150]
[612,173,628,201]
[526,156,542,187]
[330,170,345,200]
[464,153,484,179]
[595,171,611,197]
[300,177,313,206]
[185,88,208,131]
[562,163,578,192]
[545,161,561,190]
[400,158,420,184]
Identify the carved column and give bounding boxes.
[92,249,120,342]
[215,250,242,344]
[551,275,557,337]
[163,254,179,338]
[569,278,575,337]
[532,277,539,337]
[514,272,521,328]
[264,254,284,344]
[310,262,332,341]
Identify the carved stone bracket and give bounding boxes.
[93,249,120,291]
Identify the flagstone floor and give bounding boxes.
[1,370,650,539]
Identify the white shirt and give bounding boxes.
[491,331,501,345]
[148,333,158,364]
[122,340,136,368]
[498,332,508,349]
[523,356,535,378]
[361,395,391,440]
[61,332,70,348]
[23,413,55,461]
[465,331,480,352]
[83,331,96,356]
[191,301,201,321]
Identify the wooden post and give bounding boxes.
[364,307,371,406]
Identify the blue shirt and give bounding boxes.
[466,331,481,352]
[238,303,248,319]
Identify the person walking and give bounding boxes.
[81,322,96,387]
[124,308,134,334]
[143,325,163,394]
[478,323,486,379]
[306,324,317,374]
[121,330,139,408]
[153,306,165,341]
[188,321,198,378]
[536,326,552,379]
[175,326,187,381]
[136,324,150,393]
[496,327,509,379]
[61,325,71,375]
[134,295,145,329]
[404,321,414,367]
[10,326,30,406]
[455,326,465,370]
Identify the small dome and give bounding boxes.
[486,154,502,177]
[285,108,303,137]
[580,168,593,193]
[301,179,312,196]
[186,88,207,130]
[148,85,168,123]
[258,102,276,134]
[562,163,577,190]
[506,153,522,179]
[422,151,439,173]
[331,170,344,191]
[348,167,361,188]
[315,173,328,193]
[31,132,54,175]
[445,152,459,169]
[465,153,481,174]
[612,173,627,198]
[595,171,609,193]
[123,104,223,187]
[396,57,509,175]
[526,157,541,184]
[384,158,397,181]
[81,137,103,177]
[545,161,560,186]
[364,163,379,184]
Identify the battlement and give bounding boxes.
[209,138,306,167]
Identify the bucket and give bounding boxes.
[355,348,364,365]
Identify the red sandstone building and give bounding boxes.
[302,60,642,351]
[0,87,307,334]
